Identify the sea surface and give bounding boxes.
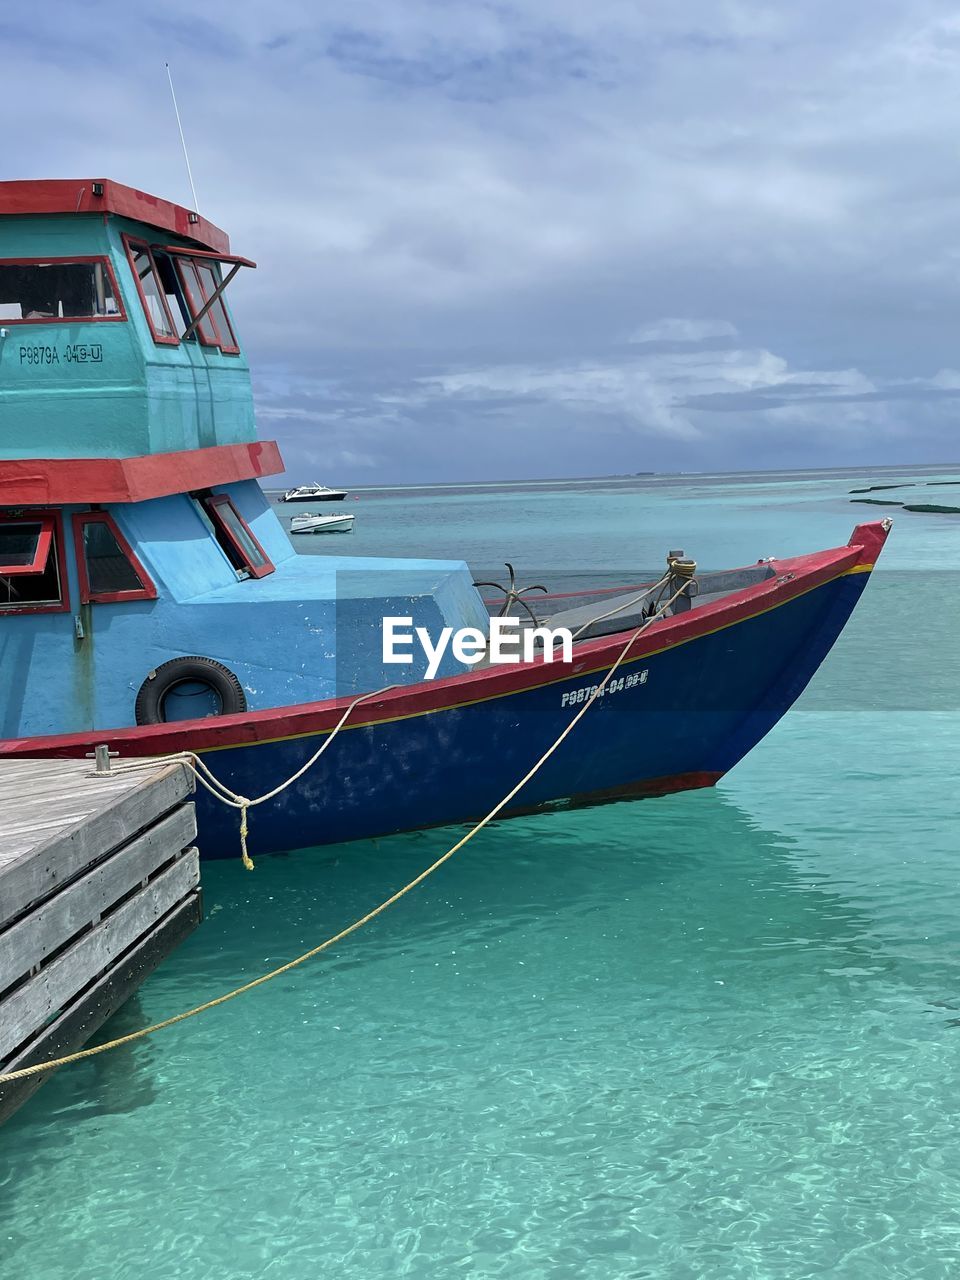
[4,465,960,1279]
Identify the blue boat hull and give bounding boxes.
[187,567,868,858]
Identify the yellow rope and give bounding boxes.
[0,578,690,1087]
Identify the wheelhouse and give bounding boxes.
[0,178,490,741]
[0,179,260,460]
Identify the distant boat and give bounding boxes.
[282,483,347,503]
[290,512,355,535]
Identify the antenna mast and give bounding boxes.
[165,62,201,214]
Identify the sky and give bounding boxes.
[5,1,960,482]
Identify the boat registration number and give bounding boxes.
[561,669,648,707]
[18,344,104,366]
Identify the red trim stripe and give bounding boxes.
[0,442,285,505]
[0,180,229,255]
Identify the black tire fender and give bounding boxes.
[135,656,247,725]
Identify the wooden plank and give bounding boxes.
[0,760,77,785]
[0,852,200,1060]
[0,762,194,928]
[0,759,193,863]
[0,793,195,875]
[0,892,203,1124]
[0,764,190,853]
[0,806,197,993]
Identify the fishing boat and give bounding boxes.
[0,179,890,859]
[289,512,355,534]
[282,483,346,503]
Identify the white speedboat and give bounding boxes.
[290,512,355,534]
[282,482,347,503]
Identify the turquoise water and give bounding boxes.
[4,466,960,1278]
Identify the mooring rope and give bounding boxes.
[114,572,675,870]
[0,576,690,1088]
[109,683,400,871]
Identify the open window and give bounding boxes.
[175,256,221,346]
[124,235,249,353]
[0,513,68,614]
[173,251,245,354]
[73,512,157,604]
[0,258,124,324]
[201,493,274,579]
[122,237,180,345]
[123,237,251,353]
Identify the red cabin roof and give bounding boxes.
[0,179,230,255]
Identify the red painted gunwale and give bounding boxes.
[0,180,229,255]
[0,522,890,760]
[0,442,285,505]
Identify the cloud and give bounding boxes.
[628,319,739,345]
[5,1,960,478]
[254,330,960,482]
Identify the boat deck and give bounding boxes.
[530,564,779,641]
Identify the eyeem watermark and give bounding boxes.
[383,616,573,680]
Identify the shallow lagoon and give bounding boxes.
[3,466,960,1279]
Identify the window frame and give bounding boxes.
[202,493,275,579]
[72,511,158,604]
[0,514,54,575]
[0,509,70,615]
[121,234,180,347]
[175,257,224,350]
[0,255,126,326]
[121,237,250,353]
[192,258,240,355]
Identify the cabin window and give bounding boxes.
[122,237,190,346]
[176,257,220,345]
[169,248,251,354]
[201,493,274,579]
[73,512,157,604]
[194,260,239,354]
[122,239,252,352]
[124,239,176,343]
[0,514,68,614]
[0,258,123,324]
[176,258,225,349]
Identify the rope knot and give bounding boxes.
[239,801,254,872]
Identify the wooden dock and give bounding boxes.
[0,756,201,1122]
